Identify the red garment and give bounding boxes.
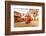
[17,17,22,22]
[25,16,31,24]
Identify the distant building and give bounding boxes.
[14,11,21,17]
[14,11,23,22]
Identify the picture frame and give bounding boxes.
[5,1,45,35]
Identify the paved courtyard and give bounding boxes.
[14,20,38,27]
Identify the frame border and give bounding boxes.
[5,1,45,35]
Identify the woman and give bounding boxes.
[25,14,32,24]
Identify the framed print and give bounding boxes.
[5,1,45,35]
